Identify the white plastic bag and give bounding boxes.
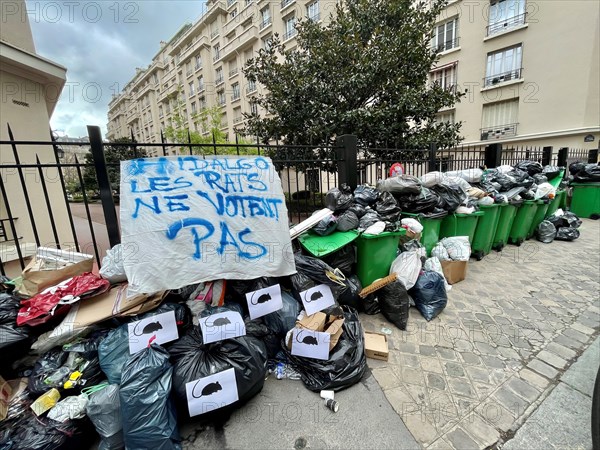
[440,236,471,261]
[497,165,513,174]
[400,218,423,234]
[534,182,556,200]
[99,244,127,283]
[424,257,452,292]
[419,171,445,188]
[364,221,386,235]
[48,394,88,422]
[455,206,475,214]
[445,169,483,183]
[390,251,422,290]
[431,242,450,261]
[477,196,494,206]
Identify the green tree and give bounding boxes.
[82,137,146,193]
[243,0,463,159]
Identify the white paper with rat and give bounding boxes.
[186,367,239,417]
[245,284,283,319]
[299,284,335,316]
[291,328,330,360]
[199,311,246,344]
[128,310,179,354]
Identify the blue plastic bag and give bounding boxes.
[409,271,448,321]
[98,324,129,385]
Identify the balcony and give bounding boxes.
[283,28,297,41]
[229,68,239,77]
[215,75,224,85]
[432,37,460,53]
[259,17,272,30]
[213,52,222,62]
[221,25,259,59]
[483,68,523,87]
[486,13,527,37]
[480,123,518,140]
[281,0,295,10]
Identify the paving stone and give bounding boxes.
[570,322,596,336]
[401,353,421,368]
[493,386,531,418]
[420,345,437,356]
[402,414,440,446]
[459,413,501,448]
[528,359,559,379]
[562,328,589,344]
[545,341,578,360]
[474,341,497,355]
[427,437,454,450]
[519,368,551,391]
[465,366,490,384]
[436,347,457,361]
[385,385,417,416]
[444,361,465,378]
[454,340,474,352]
[536,350,568,369]
[460,352,481,365]
[398,366,425,386]
[481,355,505,369]
[426,372,446,391]
[506,377,541,402]
[445,427,479,450]
[448,379,477,398]
[372,367,401,390]
[475,401,517,432]
[421,357,443,374]
[498,346,521,361]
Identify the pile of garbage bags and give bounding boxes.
[569,161,600,182]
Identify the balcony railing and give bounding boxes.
[195,63,202,71]
[246,84,257,94]
[218,98,226,106]
[483,68,523,87]
[186,70,193,77]
[283,28,297,41]
[260,17,272,29]
[215,75,224,85]
[229,68,239,77]
[233,116,243,124]
[281,0,294,9]
[198,83,205,92]
[486,13,527,36]
[480,123,518,140]
[232,92,241,101]
[432,37,460,53]
[210,29,220,39]
[308,12,320,22]
[213,52,221,62]
[227,0,236,7]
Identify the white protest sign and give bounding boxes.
[127,310,178,354]
[300,284,335,316]
[291,328,330,360]
[186,368,239,417]
[245,283,283,320]
[199,311,246,344]
[120,156,296,296]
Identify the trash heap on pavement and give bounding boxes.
[0,155,591,449]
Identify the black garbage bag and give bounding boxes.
[120,345,180,449]
[542,165,562,180]
[28,348,68,396]
[336,275,362,310]
[0,293,33,368]
[98,324,129,385]
[283,306,367,392]
[85,383,124,450]
[324,184,353,212]
[508,169,535,189]
[377,281,410,330]
[536,220,557,243]
[322,245,355,276]
[358,209,380,229]
[493,174,517,191]
[0,292,20,323]
[408,271,448,321]
[431,182,467,212]
[261,291,301,336]
[353,185,379,205]
[574,163,600,182]
[348,202,367,218]
[569,161,586,176]
[375,192,401,221]
[245,319,281,359]
[336,210,359,232]
[555,227,580,241]
[515,160,543,176]
[547,212,582,229]
[362,294,380,315]
[168,327,268,419]
[396,187,441,213]
[377,175,421,195]
[135,302,193,336]
[533,174,548,185]
[313,214,338,236]
[479,181,499,195]
[520,190,535,200]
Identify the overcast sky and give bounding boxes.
[28,1,207,138]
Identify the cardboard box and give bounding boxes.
[364,332,389,361]
[440,260,468,284]
[288,311,345,351]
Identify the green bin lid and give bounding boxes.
[570,182,599,186]
[478,204,498,209]
[298,230,359,257]
[358,229,406,240]
[454,211,484,217]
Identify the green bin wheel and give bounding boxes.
[591,214,600,220]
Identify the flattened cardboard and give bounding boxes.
[440,260,468,285]
[364,332,389,361]
[291,311,344,351]
[297,312,327,332]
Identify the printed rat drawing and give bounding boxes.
[210,317,231,327]
[295,330,318,345]
[250,291,272,305]
[192,381,223,398]
[133,320,163,336]
[305,290,323,303]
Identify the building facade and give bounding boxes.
[107,0,334,156]
[431,0,600,150]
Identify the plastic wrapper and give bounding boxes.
[521,190,535,200]
[362,295,380,315]
[324,185,353,212]
[534,182,556,200]
[98,324,129,385]
[377,281,409,330]
[515,160,543,176]
[377,175,421,195]
[47,394,88,422]
[431,182,467,212]
[0,293,33,364]
[409,271,448,321]
[477,197,494,206]
[28,348,68,396]
[536,220,557,244]
[353,185,379,205]
[261,291,301,336]
[99,244,127,283]
[313,214,338,236]
[283,306,367,392]
[396,187,441,213]
[168,327,267,418]
[335,275,362,310]
[375,192,401,221]
[419,171,445,188]
[508,169,535,189]
[390,251,422,290]
[85,384,124,450]
[555,227,580,241]
[431,242,450,261]
[574,163,600,182]
[401,218,423,234]
[120,345,180,449]
[439,237,471,261]
[336,210,359,232]
[358,209,380,229]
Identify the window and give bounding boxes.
[485,44,523,86]
[189,81,195,96]
[215,67,224,84]
[165,102,171,114]
[213,44,221,61]
[194,54,202,70]
[487,0,526,36]
[431,17,459,52]
[233,107,242,124]
[218,90,226,105]
[191,102,197,114]
[186,62,192,76]
[250,101,258,115]
[247,79,257,93]
[307,0,319,21]
[159,105,163,117]
[481,99,519,140]
[262,34,273,51]
[232,82,240,100]
[152,73,159,85]
[230,8,237,20]
[260,7,271,29]
[281,0,294,9]
[221,113,228,128]
[198,76,204,91]
[283,15,297,41]
[435,110,455,124]
[210,22,219,38]
[229,61,238,77]
[430,62,457,92]
[199,96,207,109]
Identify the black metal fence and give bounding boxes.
[1,123,598,275]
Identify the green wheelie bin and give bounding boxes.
[545,190,565,218]
[570,183,600,219]
[557,188,567,210]
[355,230,406,287]
[493,201,521,251]
[401,211,447,257]
[439,211,484,244]
[471,204,501,260]
[527,199,550,239]
[508,200,537,246]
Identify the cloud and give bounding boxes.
[27,0,206,138]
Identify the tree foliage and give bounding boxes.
[243,0,463,159]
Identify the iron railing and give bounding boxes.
[480,123,518,140]
[484,68,523,87]
[486,13,527,36]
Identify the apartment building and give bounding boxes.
[431,0,599,149]
[107,0,332,156]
